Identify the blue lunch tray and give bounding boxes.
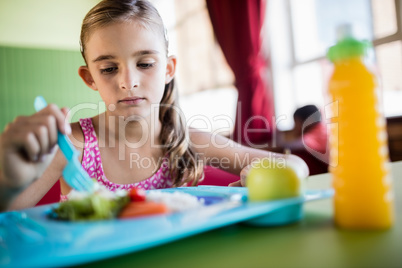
[0,186,333,267]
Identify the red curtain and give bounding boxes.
[206,0,274,146]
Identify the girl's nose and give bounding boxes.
[120,67,139,90]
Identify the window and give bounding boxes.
[152,0,237,134]
[268,0,402,130]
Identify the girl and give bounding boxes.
[10,0,308,209]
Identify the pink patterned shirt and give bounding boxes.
[77,117,173,192]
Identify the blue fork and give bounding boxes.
[34,96,94,192]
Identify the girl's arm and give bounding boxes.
[7,122,84,210]
[0,105,70,211]
[189,129,308,186]
[7,150,65,210]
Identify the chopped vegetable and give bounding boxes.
[119,202,169,219]
[50,183,206,221]
[50,181,130,221]
[129,188,146,202]
[52,194,129,221]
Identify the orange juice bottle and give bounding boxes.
[327,26,394,229]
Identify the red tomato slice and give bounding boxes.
[129,188,146,202]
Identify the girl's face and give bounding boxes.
[79,20,175,120]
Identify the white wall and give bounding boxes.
[0,0,100,50]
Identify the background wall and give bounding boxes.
[0,0,99,49]
[0,46,103,129]
[0,0,102,130]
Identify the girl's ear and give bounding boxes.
[78,66,98,91]
[165,56,177,84]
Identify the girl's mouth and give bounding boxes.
[118,97,145,105]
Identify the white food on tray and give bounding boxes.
[146,191,205,212]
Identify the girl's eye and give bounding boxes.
[100,67,117,74]
[138,63,155,69]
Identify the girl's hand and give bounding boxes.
[228,154,309,188]
[0,104,70,191]
[228,164,251,187]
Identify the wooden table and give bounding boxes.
[81,161,402,268]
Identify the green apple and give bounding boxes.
[246,156,308,201]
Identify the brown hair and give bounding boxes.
[80,0,204,186]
